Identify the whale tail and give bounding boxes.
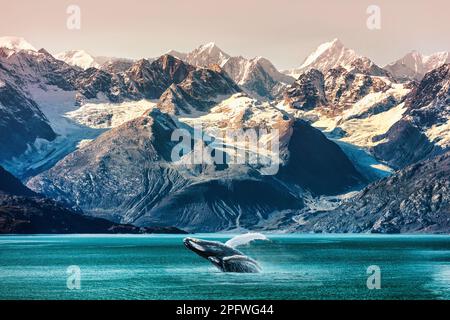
[225,233,269,248]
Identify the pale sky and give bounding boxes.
[1,0,449,70]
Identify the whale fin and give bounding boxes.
[208,256,222,268]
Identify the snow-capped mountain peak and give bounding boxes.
[189,42,230,67]
[286,39,361,79]
[54,49,100,70]
[165,43,294,99]
[0,36,36,52]
[166,42,230,67]
[198,41,217,51]
[300,38,345,68]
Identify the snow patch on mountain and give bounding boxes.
[301,191,359,213]
[340,83,410,121]
[426,117,450,148]
[322,102,407,148]
[5,85,106,177]
[280,75,411,149]
[179,93,292,163]
[65,100,157,129]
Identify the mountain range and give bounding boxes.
[0,36,448,233]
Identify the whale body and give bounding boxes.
[183,237,261,273]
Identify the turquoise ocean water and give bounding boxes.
[0,234,449,300]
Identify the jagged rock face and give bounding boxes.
[284,67,390,114]
[182,93,293,136]
[221,56,294,100]
[74,55,196,104]
[73,55,238,112]
[405,64,450,128]
[168,43,294,100]
[157,66,241,115]
[296,151,450,234]
[0,81,56,161]
[99,58,134,73]
[0,49,197,104]
[127,55,194,97]
[348,57,390,77]
[283,63,448,172]
[371,64,449,168]
[284,69,327,110]
[0,49,80,91]
[324,67,390,113]
[74,68,117,103]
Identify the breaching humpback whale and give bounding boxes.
[183,237,262,273]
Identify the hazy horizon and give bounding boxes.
[1,0,449,70]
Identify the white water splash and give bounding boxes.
[225,233,269,248]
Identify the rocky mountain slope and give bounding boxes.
[0,166,185,234]
[27,103,364,232]
[156,64,241,115]
[371,64,450,168]
[295,151,450,234]
[385,50,450,82]
[0,80,56,162]
[283,61,395,114]
[281,61,449,172]
[0,44,241,177]
[280,63,409,179]
[1,36,449,234]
